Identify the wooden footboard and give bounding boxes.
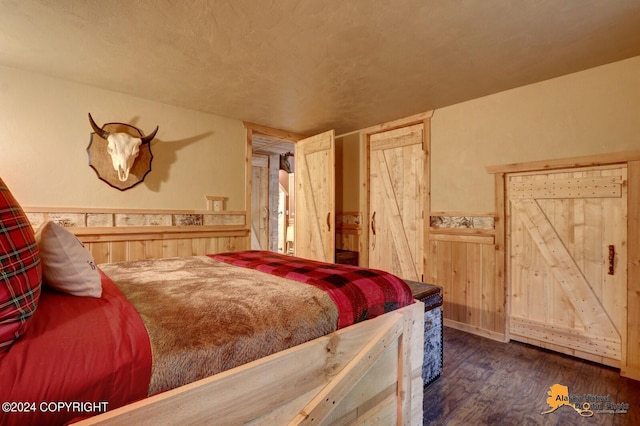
[77,302,424,425]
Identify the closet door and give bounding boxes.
[295,130,335,262]
[369,124,425,281]
[508,166,627,366]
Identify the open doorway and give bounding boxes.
[250,133,295,254]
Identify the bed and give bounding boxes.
[0,178,425,425]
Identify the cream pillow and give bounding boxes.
[35,221,102,298]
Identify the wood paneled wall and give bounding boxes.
[426,213,504,341]
[81,230,248,264]
[25,207,250,264]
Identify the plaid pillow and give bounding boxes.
[0,178,42,351]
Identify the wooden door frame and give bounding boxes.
[358,111,433,275]
[243,122,307,251]
[488,150,640,381]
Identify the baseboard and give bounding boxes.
[443,319,507,343]
[621,366,640,381]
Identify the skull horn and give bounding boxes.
[140,125,159,144]
[88,113,110,140]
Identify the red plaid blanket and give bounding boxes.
[210,250,414,329]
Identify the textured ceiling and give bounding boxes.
[1,0,640,135]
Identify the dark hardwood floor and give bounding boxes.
[423,327,640,425]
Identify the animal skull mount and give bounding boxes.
[87,113,158,191]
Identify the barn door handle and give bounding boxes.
[327,212,331,232]
[371,212,376,236]
[371,211,376,251]
[608,245,615,275]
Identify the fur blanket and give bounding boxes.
[99,256,338,395]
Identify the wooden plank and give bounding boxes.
[422,118,431,284]
[450,243,467,324]
[510,317,620,359]
[480,243,499,333]
[486,150,640,174]
[162,239,178,258]
[430,211,496,217]
[512,199,619,339]
[467,243,483,328]
[600,168,627,339]
[509,175,622,199]
[76,302,424,426]
[427,239,438,284]
[75,226,248,242]
[360,110,433,135]
[371,125,422,151]
[24,206,248,215]
[243,121,307,143]
[443,318,507,343]
[623,160,640,380]
[429,227,495,237]
[493,173,507,338]
[109,241,128,263]
[429,233,494,245]
[144,240,163,259]
[437,241,452,320]
[128,240,145,261]
[291,313,403,424]
[172,239,190,257]
[358,132,369,267]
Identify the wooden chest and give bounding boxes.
[405,280,443,386]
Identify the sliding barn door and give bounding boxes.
[508,166,627,366]
[295,130,335,262]
[250,155,269,250]
[369,124,424,281]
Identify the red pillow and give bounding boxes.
[0,178,42,351]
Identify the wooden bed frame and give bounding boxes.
[78,301,424,425]
[22,207,425,424]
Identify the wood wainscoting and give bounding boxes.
[25,207,250,264]
[426,212,505,342]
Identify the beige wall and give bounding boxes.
[4,55,639,215]
[430,56,640,213]
[0,66,246,211]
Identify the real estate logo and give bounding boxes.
[541,384,630,417]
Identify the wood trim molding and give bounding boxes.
[242,122,307,143]
[486,150,640,174]
[359,132,370,266]
[443,319,507,343]
[429,233,494,245]
[359,110,434,135]
[245,127,253,220]
[624,160,640,380]
[24,208,247,229]
[430,211,495,217]
[24,206,244,215]
[75,226,249,243]
[494,172,507,341]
